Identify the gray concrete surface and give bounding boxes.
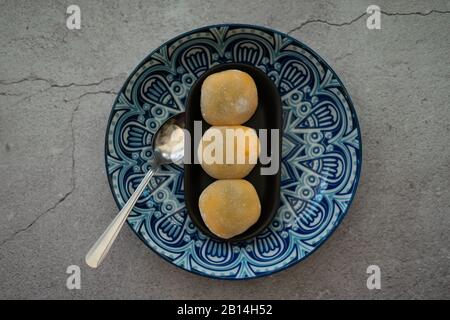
[0,0,449,299]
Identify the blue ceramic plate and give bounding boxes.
[105,24,362,279]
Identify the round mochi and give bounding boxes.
[201,69,258,125]
[199,179,261,239]
[198,125,260,179]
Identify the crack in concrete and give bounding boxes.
[381,9,450,17]
[287,9,450,34]
[0,76,55,86]
[0,89,118,248]
[64,90,118,102]
[2,76,121,109]
[0,101,81,248]
[287,12,366,34]
[0,92,24,97]
[0,75,117,89]
[69,102,79,193]
[0,189,75,248]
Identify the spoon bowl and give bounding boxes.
[153,113,186,165]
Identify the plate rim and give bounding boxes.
[103,23,363,280]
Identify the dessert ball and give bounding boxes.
[198,125,259,179]
[201,69,258,125]
[199,179,261,239]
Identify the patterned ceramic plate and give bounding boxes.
[105,24,362,279]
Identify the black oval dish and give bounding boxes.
[184,63,282,242]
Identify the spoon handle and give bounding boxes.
[85,167,157,268]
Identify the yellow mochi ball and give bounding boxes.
[198,125,260,179]
[199,179,261,239]
[201,69,258,125]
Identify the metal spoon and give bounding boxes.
[85,112,185,268]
